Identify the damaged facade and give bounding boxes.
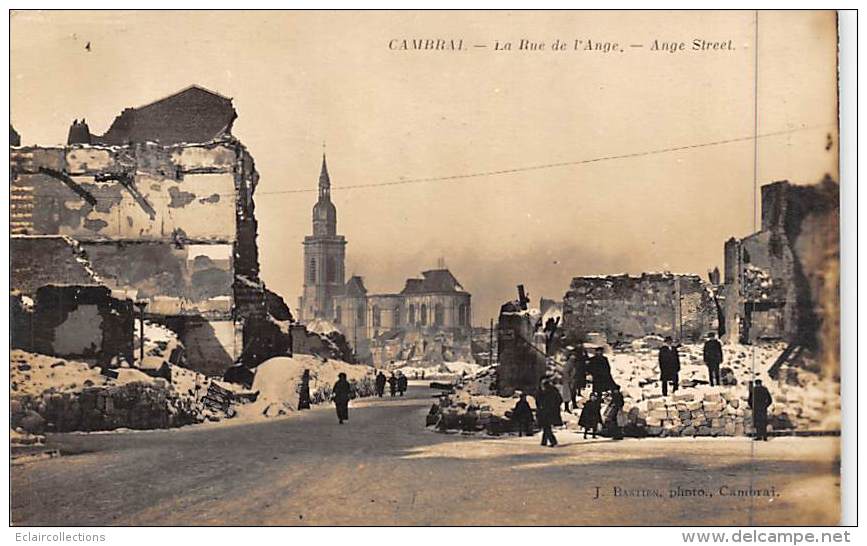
[10,85,291,376]
[562,272,718,345]
[722,178,839,374]
[298,157,472,365]
[11,236,135,365]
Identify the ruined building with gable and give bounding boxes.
[10,85,293,376]
[298,158,473,365]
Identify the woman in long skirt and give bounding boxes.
[578,391,602,439]
[332,372,352,424]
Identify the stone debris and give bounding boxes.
[429,338,839,437]
[9,349,254,432]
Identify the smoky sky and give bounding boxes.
[10,11,838,324]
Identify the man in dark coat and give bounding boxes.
[535,380,562,447]
[388,373,397,397]
[579,391,602,439]
[702,332,724,386]
[297,369,311,410]
[748,379,773,441]
[511,393,534,437]
[397,373,408,396]
[588,347,613,394]
[332,372,353,424]
[658,337,681,396]
[543,317,560,355]
[375,371,387,397]
[572,343,589,398]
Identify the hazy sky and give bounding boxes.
[11,10,838,324]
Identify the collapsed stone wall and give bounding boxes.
[562,273,717,344]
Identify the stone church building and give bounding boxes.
[298,156,472,364]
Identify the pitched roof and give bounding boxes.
[95,85,237,145]
[400,269,466,294]
[345,275,368,297]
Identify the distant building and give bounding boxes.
[298,155,347,322]
[298,157,472,364]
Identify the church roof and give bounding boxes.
[93,85,236,145]
[400,269,466,294]
[345,275,368,297]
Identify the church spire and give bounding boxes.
[319,153,331,200]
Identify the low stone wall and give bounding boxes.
[11,382,199,433]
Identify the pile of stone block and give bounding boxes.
[635,389,750,437]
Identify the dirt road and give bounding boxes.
[11,385,840,525]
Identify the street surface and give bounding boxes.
[11,384,840,525]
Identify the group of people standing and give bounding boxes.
[374,370,407,398]
[512,330,776,446]
[658,332,723,396]
[512,343,626,448]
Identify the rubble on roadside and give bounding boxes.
[428,338,839,438]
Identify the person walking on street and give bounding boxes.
[659,337,681,396]
[397,372,408,396]
[297,369,311,410]
[703,332,724,386]
[375,371,386,397]
[579,391,602,439]
[388,372,397,397]
[332,372,353,424]
[511,392,534,437]
[588,347,613,395]
[748,379,773,441]
[536,379,562,447]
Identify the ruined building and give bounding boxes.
[722,178,839,374]
[10,85,291,376]
[298,158,472,365]
[562,273,718,345]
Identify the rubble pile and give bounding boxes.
[9,349,254,433]
[428,338,839,437]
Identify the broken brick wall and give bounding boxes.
[562,273,717,344]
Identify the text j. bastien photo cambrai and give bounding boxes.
[8,10,842,526]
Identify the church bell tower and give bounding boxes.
[300,154,347,320]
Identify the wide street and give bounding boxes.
[11,384,840,526]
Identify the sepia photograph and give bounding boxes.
[5,7,854,533]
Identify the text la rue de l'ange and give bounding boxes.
[387,38,736,54]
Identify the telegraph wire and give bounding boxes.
[79,123,829,202]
